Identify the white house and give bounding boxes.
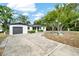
[9,23,46,35]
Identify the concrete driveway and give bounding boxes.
[1,33,79,56]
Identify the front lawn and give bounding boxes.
[44,31,79,48]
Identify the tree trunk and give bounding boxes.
[52,26,54,32]
[60,26,63,32]
[67,28,70,31]
[75,22,77,28]
[57,24,64,35]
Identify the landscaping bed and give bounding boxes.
[0,47,4,56]
[0,33,7,56]
[0,33,7,44]
[28,30,36,33]
[44,31,79,48]
[38,30,43,32]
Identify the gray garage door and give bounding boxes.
[13,27,23,34]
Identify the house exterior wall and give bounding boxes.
[9,25,28,35]
[41,26,46,32]
[41,27,44,30]
[43,27,46,32]
[9,24,46,35]
[28,26,46,32]
[29,27,32,31]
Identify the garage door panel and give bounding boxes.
[13,27,23,34]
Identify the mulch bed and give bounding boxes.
[0,47,5,56]
[44,31,79,48]
[0,33,7,56]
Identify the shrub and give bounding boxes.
[28,30,36,33]
[38,30,43,32]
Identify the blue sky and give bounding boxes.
[0,0,57,23]
[29,3,56,23]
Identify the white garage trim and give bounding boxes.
[9,25,28,35]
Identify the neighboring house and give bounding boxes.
[9,23,46,35]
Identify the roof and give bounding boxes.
[9,23,27,25]
[27,25,42,27]
[9,23,43,27]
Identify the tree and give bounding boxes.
[17,15,29,24]
[0,5,13,32]
[27,21,31,25]
[34,19,42,25]
[42,4,79,32]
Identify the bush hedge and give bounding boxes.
[38,30,43,32]
[28,30,36,33]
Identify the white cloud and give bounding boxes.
[34,12,44,20]
[22,13,29,16]
[7,3,36,12]
[34,17,41,20]
[0,0,37,13]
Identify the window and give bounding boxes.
[37,27,39,30]
[28,27,30,30]
[33,27,36,30]
[39,27,41,29]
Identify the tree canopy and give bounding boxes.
[39,3,79,31]
[0,5,30,32]
[0,5,13,32]
[17,14,29,24]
